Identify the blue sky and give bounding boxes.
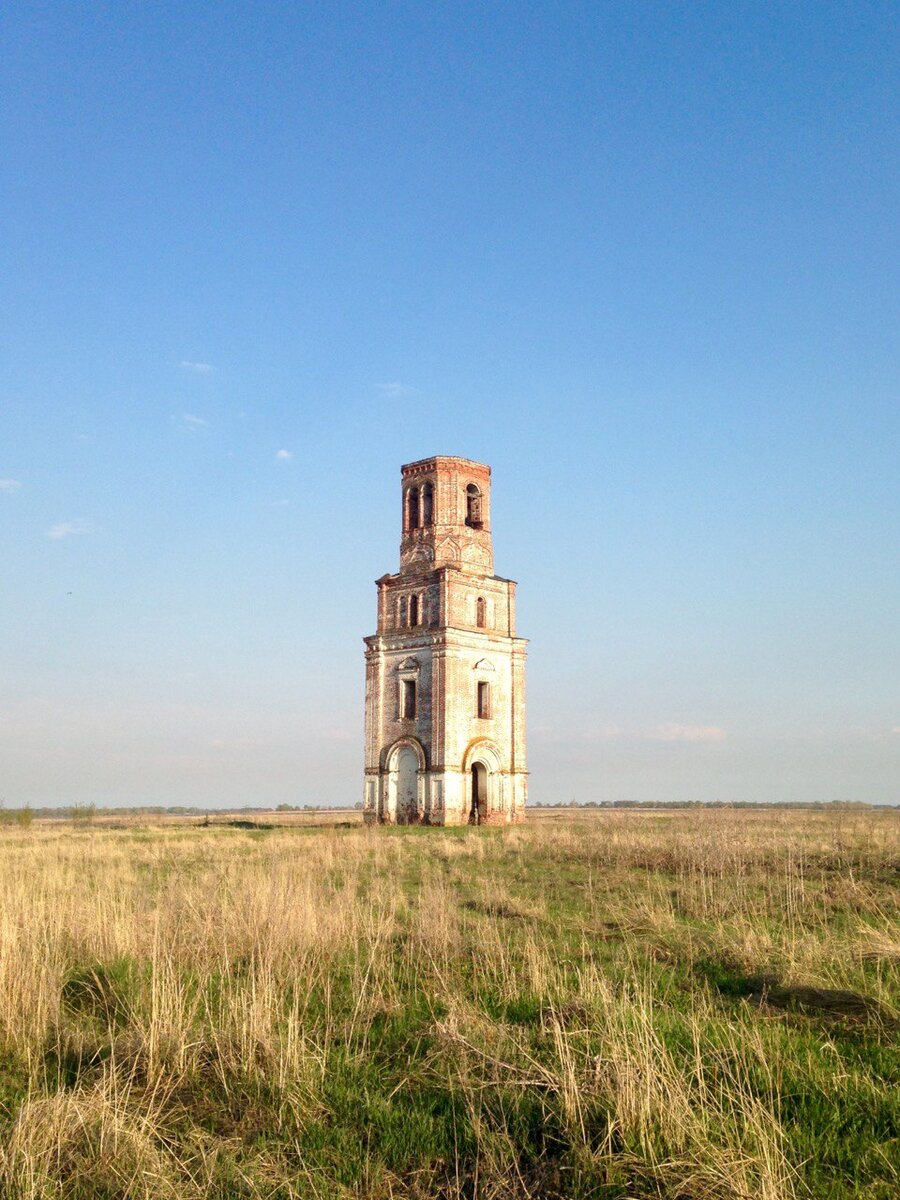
[1,2,897,807]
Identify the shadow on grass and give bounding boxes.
[696,957,895,1024]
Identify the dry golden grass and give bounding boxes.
[0,808,897,1198]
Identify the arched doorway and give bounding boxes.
[395,746,419,824]
[383,738,426,825]
[462,739,504,827]
[469,762,488,825]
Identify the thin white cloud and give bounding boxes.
[648,723,727,743]
[844,724,884,743]
[376,381,417,399]
[208,737,264,750]
[564,724,623,743]
[179,360,213,373]
[0,479,22,494]
[47,519,93,541]
[275,449,292,460]
[891,726,900,736]
[272,498,290,507]
[534,722,728,746]
[181,413,208,429]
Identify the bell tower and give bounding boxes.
[400,457,493,576]
[363,456,527,825]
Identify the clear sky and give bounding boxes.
[1,2,897,807]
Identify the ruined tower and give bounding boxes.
[363,457,527,825]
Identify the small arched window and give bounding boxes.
[409,594,419,626]
[465,483,482,529]
[422,482,434,526]
[476,596,486,628]
[407,486,420,531]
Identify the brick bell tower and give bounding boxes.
[363,456,527,825]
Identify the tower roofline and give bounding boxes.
[401,456,490,478]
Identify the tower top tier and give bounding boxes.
[399,456,494,577]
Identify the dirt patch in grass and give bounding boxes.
[460,898,527,920]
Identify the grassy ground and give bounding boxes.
[0,808,898,1199]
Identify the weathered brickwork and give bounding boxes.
[363,457,527,825]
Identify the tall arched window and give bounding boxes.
[409,594,419,626]
[399,596,408,628]
[465,483,482,529]
[406,486,420,531]
[476,596,486,628]
[422,482,434,526]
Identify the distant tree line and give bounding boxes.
[529,799,885,810]
[0,797,890,826]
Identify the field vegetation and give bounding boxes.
[0,807,898,1199]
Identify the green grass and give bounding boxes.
[0,811,898,1198]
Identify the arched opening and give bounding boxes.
[395,746,419,824]
[422,482,434,526]
[407,487,420,531]
[475,596,486,628]
[469,762,488,825]
[409,594,419,626]
[383,737,427,826]
[465,484,482,529]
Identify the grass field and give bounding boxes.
[0,808,898,1199]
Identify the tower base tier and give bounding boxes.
[363,768,526,827]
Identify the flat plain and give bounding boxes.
[0,807,898,1199]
